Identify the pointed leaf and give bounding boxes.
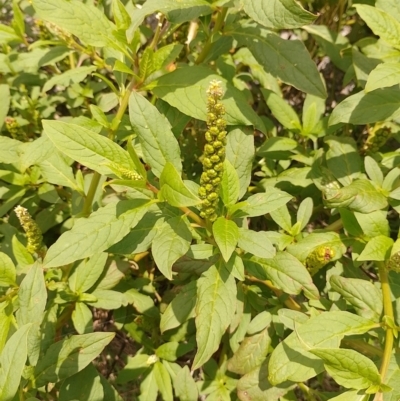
[129,91,182,178]
[152,217,192,279]
[33,332,115,388]
[212,217,239,262]
[220,159,240,207]
[159,163,201,207]
[193,263,236,370]
[44,200,152,268]
[238,228,276,259]
[43,120,134,176]
[0,324,31,401]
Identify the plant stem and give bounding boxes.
[149,15,165,50]
[322,218,343,232]
[195,7,228,64]
[378,262,394,383]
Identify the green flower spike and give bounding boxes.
[198,80,227,222]
[14,205,43,255]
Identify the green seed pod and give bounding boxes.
[212,177,221,185]
[207,113,216,122]
[199,187,207,198]
[205,144,215,154]
[217,148,225,158]
[217,131,226,141]
[205,131,213,142]
[200,172,210,184]
[216,119,226,129]
[14,205,43,255]
[209,126,219,136]
[202,199,212,207]
[205,207,215,215]
[207,192,218,201]
[205,183,214,192]
[210,155,220,163]
[209,213,218,222]
[214,103,225,114]
[207,97,216,106]
[213,141,223,149]
[207,169,218,178]
[200,211,206,218]
[203,158,213,168]
[214,162,223,172]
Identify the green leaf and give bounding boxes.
[125,288,158,318]
[270,205,293,232]
[0,324,31,401]
[16,262,47,326]
[69,253,108,294]
[152,217,192,279]
[42,66,96,92]
[324,179,388,213]
[228,327,271,375]
[365,62,400,93]
[268,311,377,385]
[358,235,393,262]
[127,0,211,38]
[0,84,10,130]
[156,342,194,362]
[139,47,155,80]
[325,136,362,186]
[237,359,295,401]
[0,252,16,287]
[87,289,124,310]
[309,348,381,390]
[43,120,134,176]
[159,163,201,207]
[329,88,400,125]
[160,281,197,333]
[173,366,199,401]
[139,369,158,401]
[129,91,182,177]
[153,361,173,401]
[330,276,383,321]
[238,228,276,259]
[241,0,316,29]
[32,0,115,47]
[230,23,326,97]
[226,128,254,199]
[33,332,114,388]
[112,0,131,31]
[44,199,152,268]
[152,65,263,127]
[246,252,319,300]
[212,217,239,262]
[193,263,236,370]
[59,363,104,401]
[220,159,240,207]
[354,210,389,238]
[39,151,80,192]
[355,5,400,50]
[229,189,292,218]
[365,156,384,186]
[0,137,21,164]
[261,89,301,130]
[287,232,345,263]
[71,302,93,334]
[296,197,313,232]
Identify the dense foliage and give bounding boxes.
[1,0,400,400]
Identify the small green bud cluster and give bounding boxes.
[364,123,391,153]
[14,205,43,255]
[305,246,335,276]
[109,163,142,181]
[387,252,400,273]
[198,80,227,222]
[5,117,20,140]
